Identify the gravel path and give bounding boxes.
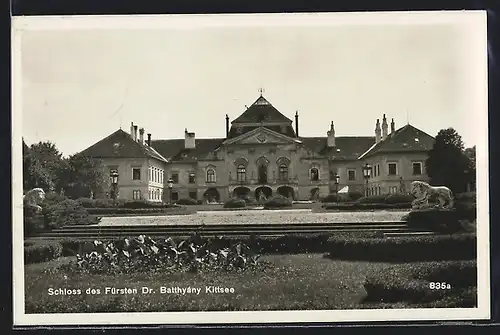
[98,209,409,226]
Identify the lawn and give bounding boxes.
[25,254,397,313]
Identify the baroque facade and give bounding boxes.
[79,94,435,202]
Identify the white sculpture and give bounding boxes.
[410,181,454,210]
[23,187,46,212]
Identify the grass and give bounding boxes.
[26,254,397,313]
[25,253,477,313]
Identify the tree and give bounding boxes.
[425,128,471,194]
[58,154,107,199]
[464,146,476,192]
[23,140,63,192]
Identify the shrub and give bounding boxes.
[385,193,414,204]
[264,195,293,209]
[455,192,476,202]
[405,208,462,233]
[86,207,193,215]
[176,198,198,206]
[325,232,476,262]
[321,193,342,203]
[76,197,97,208]
[454,192,476,222]
[242,196,258,206]
[363,260,476,305]
[24,240,63,264]
[42,192,69,207]
[223,197,246,209]
[44,199,99,229]
[356,195,387,204]
[323,202,411,210]
[23,205,45,238]
[347,191,364,201]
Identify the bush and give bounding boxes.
[175,198,198,206]
[323,202,412,210]
[405,208,462,233]
[23,205,45,238]
[120,200,166,209]
[264,195,293,209]
[321,193,343,203]
[223,197,246,209]
[44,199,99,229]
[356,195,388,204]
[86,207,192,215]
[325,232,476,262]
[385,193,414,204]
[455,192,476,202]
[347,191,364,201]
[454,192,476,221]
[24,240,63,264]
[363,260,476,305]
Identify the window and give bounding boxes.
[133,190,141,200]
[149,189,152,200]
[171,173,179,184]
[132,168,141,180]
[388,163,398,176]
[171,192,179,201]
[149,168,152,181]
[348,169,356,181]
[378,186,381,195]
[188,172,196,184]
[206,169,216,183]
[412,162,422,175]
[389,186,398,194]
[279,164,288,181]
[189,191,197,200]
[374,164,379,177]
[237,165,246,181]
[310,168,319,181]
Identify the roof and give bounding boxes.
[359,124,435,159]
[151,138,224,162]
[79,129,168,162]
[300,136,376,160]
[232,96,292,124]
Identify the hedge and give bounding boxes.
[223,198,246,209]
[263,195,293,209]
[325,232,476,262]
[323,202,412,210]
[175,198,198,206]
[86,207,194,215]
[44,199,100,228]
[363,260,477,306]
[24,240,63,264]
[76,198,177,209]
[321,191,364,203]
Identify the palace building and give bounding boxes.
[79,93,435,203]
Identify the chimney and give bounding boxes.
[139,128,145,144]
[295,111,299,137]
[375,119,381,143]
[225,114,230,138]
[184,128,196,149]
[382,114,388,140]
[130,122,134,138]
[327,121,336,147]
[133,125,138,141]
[147,133,151,146]
[391,118,395,134]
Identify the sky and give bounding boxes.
[16,12,487,157]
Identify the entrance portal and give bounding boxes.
[255,186,272,202]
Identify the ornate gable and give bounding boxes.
[223,127,299,146]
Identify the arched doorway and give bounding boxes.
[233,186,251,199]
[255,186,272,202]
[277,186,295,200]
[203,188,220,203]
[310,187,320,201]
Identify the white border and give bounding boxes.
[12,11,490,326]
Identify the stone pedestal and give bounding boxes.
[405,208,461,233]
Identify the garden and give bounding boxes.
[24,189,477,313]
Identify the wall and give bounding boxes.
[361,152,430,194]
[101,157,150,201]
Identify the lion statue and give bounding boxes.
[410,181,454,209]
[23,188,46,212]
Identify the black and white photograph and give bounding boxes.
[12,11,490,325]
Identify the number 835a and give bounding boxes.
[429,282,451,290]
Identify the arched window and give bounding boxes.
[206,169,216,183]
[279,164,288,181]
[310,168,319,181]
[237,164,246,181]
